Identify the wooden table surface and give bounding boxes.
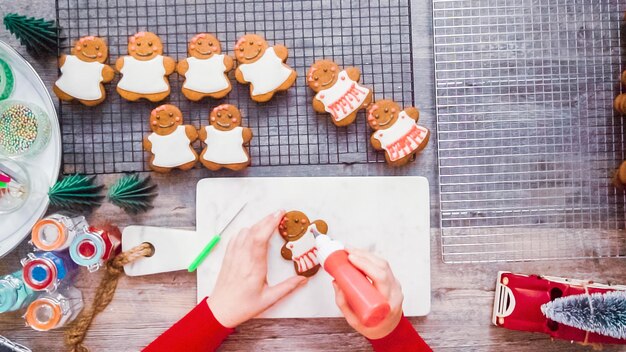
[1,1,625,351]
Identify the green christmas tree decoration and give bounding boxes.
[48,174,104,210]
[107,173,158,213]
[3,13,62,56]
[541,290,626,340]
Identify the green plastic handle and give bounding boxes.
[0,181,6,188]
[188,235,221,272]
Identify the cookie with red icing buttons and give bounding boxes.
[177,33,234,101]
[307,59,373,127]
[198,104,253,171]
[367,99,430,167]
[142,104,198,173]
[115,32,176,102]
[278,210,328,277]
[53,36,115,106]
[234,34,297,103]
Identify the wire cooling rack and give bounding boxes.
[434,0,626,263]
[55,0,414,174]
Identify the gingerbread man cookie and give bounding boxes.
[234,34,297,102]
[199,104,253,171]
[613,161,626,190]
[177,33,234,101]
[307,60,373,127]
[614,71,626,114]
[143,104,198,173]
[53,36,115,106]
[367,99,430,167]
[278,211,328,277]
[115,32,176,102]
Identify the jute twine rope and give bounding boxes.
[64,242,153,352]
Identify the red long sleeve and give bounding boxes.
[143,297,234,352]
[368,316,432,352]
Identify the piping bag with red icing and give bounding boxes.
[312,228,391,327]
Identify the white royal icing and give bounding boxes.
[202,125,249,165]
[148,125,196,168]
[315,70,370,122]
[285,224,320,274]
[183,55,229,94]
[238,47,293,96]
[55,55,105,101]
[374,111,429,162]
[118,55,168,94]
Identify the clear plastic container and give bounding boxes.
[0,100,50,158]
[24,285,83,331]
[0,157,30,214]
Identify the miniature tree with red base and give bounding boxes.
[541,290,626,340]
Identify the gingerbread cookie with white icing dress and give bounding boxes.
[177,33,234,101]
[234,34,297,102]
[53,36,115,106]
[278,211,328,277]
[198,104,253,171]
[143,104,198,173]
[116,32,176,102]
[307,60,373,127]
[367,99,430,167]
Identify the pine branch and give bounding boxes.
[48,174,104,210]
[541,290,626,340]
[3,13,63,56]
[107,173,157,213]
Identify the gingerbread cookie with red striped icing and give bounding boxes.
[278,211,328,277]
[368,99,430,167]
[307,60,373,127]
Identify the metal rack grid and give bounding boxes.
[55,0,414,174]
[433,0,626,263]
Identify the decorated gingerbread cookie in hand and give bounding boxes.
[307,60,373,127]
[177,33,234,101]
[234,34,297,102]
[116,32,175,102]
[143,104,198,173]
[278,211,328,277]
[368,99,430,167]
[199,104,253,171]
[53,36,115,106]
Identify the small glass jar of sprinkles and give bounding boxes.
[0,157,30,214]
[0,100,50,157]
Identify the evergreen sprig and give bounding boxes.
[3,13,62,56]
[107,173,157,213]
[48,174,104,210]
[541,290,626,340]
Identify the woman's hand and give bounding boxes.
[207,210,308,328]
[332,248,404,340]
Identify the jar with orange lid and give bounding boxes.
[24,285,83,331]
[30,214,89,252]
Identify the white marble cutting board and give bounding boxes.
[123,176,431,318]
